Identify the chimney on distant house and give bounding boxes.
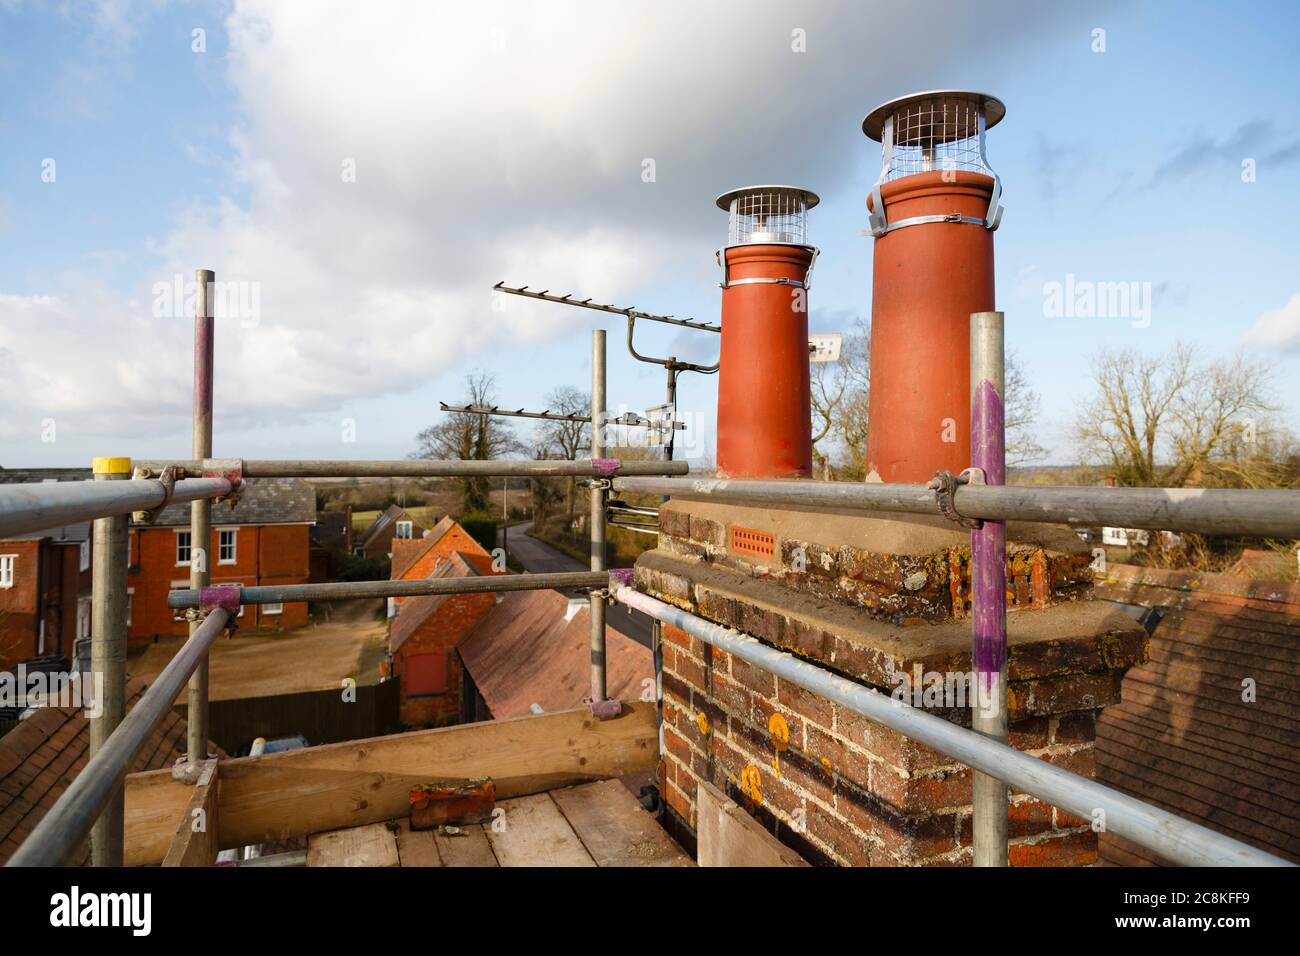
[714,185,819,479]
[862,91,1005,483]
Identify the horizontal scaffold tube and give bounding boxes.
[136,458,690,479]
[0,477,235,539]
[167,570,614,609]
[6,607,234,867]
[611,585,1293,868]
[611,476,1300,538]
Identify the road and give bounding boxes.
[500,521,654,649]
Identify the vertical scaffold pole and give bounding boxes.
[186,269,215,768]
[590,329,608,702]
[970,310,1008,866]
[89,455,130,866]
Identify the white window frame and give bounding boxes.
[79,539,90,572]
[176,531,192,567]
[0,554,15,589]
[395,520,414,540]
[127,588,134,627]
[218,528,237,565]
[263,602,283,616]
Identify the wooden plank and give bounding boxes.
[486,793,596,867]
[433,825,499,867]
[124,702,656,865]
[551,779,691,867]
[161,760,219,868]
[696,780,808,868]
[307,823,400,867]
[238,849,307,867]
[393,818,443,867]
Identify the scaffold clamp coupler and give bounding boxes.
[927,468,984,530]
[589,699,623,720]
[203,458,245,510]
[200,584,242,613]
[591,458,622,476]
[131,464,179,524]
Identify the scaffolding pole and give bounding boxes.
[187,268,215,772]
[134,458,689,479]
[167,570,614,609]
[590,329,608,704]
[970,312,1008,867]
[0,476,235,539]
[611,476,1300,538]
[88,456,131,867]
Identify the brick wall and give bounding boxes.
[128,524,310,642]
[392,524,491,607]
[393,591,496,726]
[639,499,1145,867]
[660,622,1102,866]
[0,540,43,670]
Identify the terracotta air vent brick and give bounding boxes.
[731,526,775,560]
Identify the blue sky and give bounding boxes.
[1,0,1297,467]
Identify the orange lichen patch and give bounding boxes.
[768,712,790,752]
[740,764,764,807]
[820,755,833,774]
[695,710,711,736]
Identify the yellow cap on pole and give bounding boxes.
[92,456,132,475]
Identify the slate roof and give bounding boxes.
[7,521,91,543]
[458,589,652,719]
[1093,563,1300,865]
[0,675,214,865]
[150,477,316,527]
[0,468,92,484]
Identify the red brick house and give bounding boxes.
[387,550,499,726]
[389,515,494,613]
[355,504,428,561]
[0,522,93,673]
[126,478,316,645]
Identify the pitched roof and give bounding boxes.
[387,552,482,654]
[355,503,414,550]
[0,675,210,865]
[0,468,92,484]
[1093,564,1300,865]
[7,521,91,544]
[151,477,316,528]
[390,515,469,580]
[457,589,652,719]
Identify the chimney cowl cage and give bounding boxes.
[715,185,819,249]
[861,89,1006,237]
[715,184,820,289]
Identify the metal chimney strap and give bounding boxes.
[868,176,1004,238]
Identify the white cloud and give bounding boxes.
[2,0,1068,445]
[1241,293,1300,352]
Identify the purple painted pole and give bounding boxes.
[970,311,1008,867]
[186,269,216,769]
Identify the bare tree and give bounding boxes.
[1005,349,1047,466]
[413,371,521,513]
[810,318,870,479]
[811,324,1044,477]
[1074,343,1276,487]
[536,385,590,515]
